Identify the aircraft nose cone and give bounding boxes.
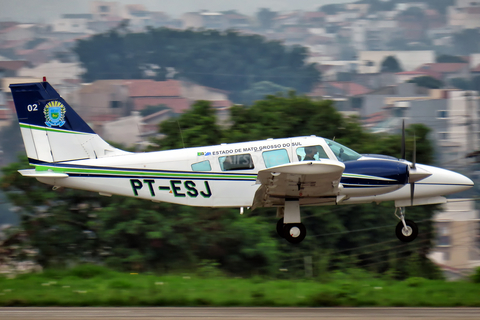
[415,164,474,196]
[448,171,474,192]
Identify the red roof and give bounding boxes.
[328,82,371,96]
[132,97,190,113]
[0,25,20,34]
[304,12,326,19]
[308,85,327,97]
[0,22,18,30]
[125,79,181,97]
[467,7,480,14]
[0,60,27,71]
[88,114,119,122]
[363,111,386,125]
[424,9,439,16]
[0,39,28,49]
[415,63,468,73]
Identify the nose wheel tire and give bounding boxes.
[283,223,306,244]
[395,219,418,242]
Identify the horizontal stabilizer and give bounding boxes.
[18,169,69,178]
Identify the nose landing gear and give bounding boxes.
[276,200,307,244]
[394,207,418,242]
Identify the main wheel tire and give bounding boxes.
[283,223,306,244]
[276,218,285,238]
[395,219,418,242]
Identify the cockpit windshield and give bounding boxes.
[325,139,362,162]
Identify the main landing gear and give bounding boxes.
[276,200,306,244]
[394,207,418,242]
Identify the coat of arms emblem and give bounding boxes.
[44,101,66,127]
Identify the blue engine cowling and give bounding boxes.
[341,160,409,194]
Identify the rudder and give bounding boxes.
[10,80,127,163]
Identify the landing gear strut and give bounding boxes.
[276,200,306,244]
[394,207,418,242]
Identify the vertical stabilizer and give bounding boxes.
[10,80,128,163]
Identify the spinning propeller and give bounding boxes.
[400,120,431,206]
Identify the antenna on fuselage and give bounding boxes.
[177,120,185,148]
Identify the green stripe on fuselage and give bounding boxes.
[20,123,87,135]
[32,164,257,180]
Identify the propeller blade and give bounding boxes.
[401,119,405,160]
[410,182,415,206]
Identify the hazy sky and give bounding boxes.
[0,0,354,22]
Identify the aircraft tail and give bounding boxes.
[10,79,128,163]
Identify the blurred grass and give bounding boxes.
[0,265,479,306]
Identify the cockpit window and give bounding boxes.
[325,139,361,162]
[296,145,329,161]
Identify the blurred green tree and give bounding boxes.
[381,56,403,73]
[74,28,320,103]
[1,94,438,277]
[408,76,443,89]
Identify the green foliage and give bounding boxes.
[1,94,439,278]
[381,56,402,73]
[74,28,320,102]
[408,76,443,89]
[1,269,478,306]
[197,260,223,278]
[108,279,134,289]
[471,267,480,283]
[404,276,427,287]
[68,264,113,279]
[150,100,223,150]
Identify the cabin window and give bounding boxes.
[325,139,362,162]
[296,146,329,161]
[263,149,290,168]
[191,160,211,172]
[219,154,254,171]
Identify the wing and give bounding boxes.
[252,160,345,210]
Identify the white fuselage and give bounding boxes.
[33,136,473,208]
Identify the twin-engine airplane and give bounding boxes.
[10,80,474,244]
